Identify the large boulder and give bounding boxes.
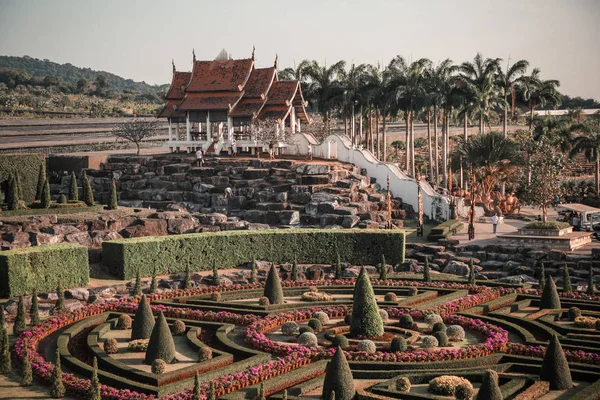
[197,213,228,225]
[442,260,470,276]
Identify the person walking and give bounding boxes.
[491,213,499,235]
[268,142,275,160]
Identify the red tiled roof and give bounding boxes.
[158,99,185,118]
[178,92,243,111]
[165,71,191,100]
[265,81,299,106]
[258,105,290,121]
[186,59,253,92]
[229,98,265,118]
[244,67,276,98]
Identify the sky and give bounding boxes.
[0,0,599,100]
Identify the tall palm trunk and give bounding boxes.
[479,110,484,134]
[434,105,439,187]
[375,109,380,160]
[503,93,508,138]
[463,113,468,192]
[596,158,600,195]
[359,105,363,146]
[529,102,535,131]
[351,103,356,145]
[368,106,372,152]
[427,109,433,182]
[405,111,410,171]
[442,109,448,189]
[344,117,348,137]
[382,111,387,162]
[410,111,415,178]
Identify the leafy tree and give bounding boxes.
[588,266,595,296]
[569,120,600,194]
[41,178,51,208]
[144,311,176,364]
[68,171,78,202]
[540,335,572,390]
[50,348,65,398]
[263,264,284,305]
[14,296,27,335]
[76,78,87,93]
[322,347,355,400]
[20,345,32,386]
[350,267,384,338]
[88,357,101,400]
[35,162,46,201]
[423,257,431,282]
[131,295,155,340]
[379,254,387,280]
[30,289,40,327]
[55,280,65,312]
[82,170,94,206]
[108,179,118,210]
[133,270,142,296]
[112,118,160,155]
[520,68,562,130]
[562,264,572,293]
[540,276,561,310]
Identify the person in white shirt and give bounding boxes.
[306,143,313,161]
[195,149,204,167]
[491,213,499,234]
[231,139,237,157]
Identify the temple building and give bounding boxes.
[158,48,310,154]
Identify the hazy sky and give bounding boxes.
[0,0,599,99]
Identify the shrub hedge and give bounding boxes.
[0,243,89,297]
[0,154,45,205]
[427,220,463,242]
[103,229,406,279]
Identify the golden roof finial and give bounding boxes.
[192,48,196,62]
[172,59,176,73]
[274,54,279,69]
[251,46,256,61]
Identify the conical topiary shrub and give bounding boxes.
[14,296,27,335]
[133,270,142,296]
[82,170,95,206]
[88,357,101,400]
[291,257,298,281]
[335,253,342,280]
[539,276,561,310]
[144,311,176,364]
[150,267,158,294]
[263,263,284,305]
[30,289,40,327]
[131,295,155,340]
[423,257,431,282]
[249,259,258,283]
[588,265,595,296]
[539,263,546,291]
[35,163,46,201]
[41,178,51,209]
[468,259,475,284]
[55,280,65,313]
[379,254,387,280]
[0,307,11,374]
[50,347,65,398]
[322,347,355,400]
[108,178,118,210]
[350,267,384,338]
[476,370,502,400]
[562,264,572,293]
[193,372,201,400]
[20,345,32,386]
[68,171,78,202]
[212,262,220,286]
[184,265,191,289]
[540,334,572,390]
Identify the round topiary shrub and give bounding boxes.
[344,314,352,325]
[399,314,414,329]
[391,337,408,352]
[299,326,314,335]
[409,287,418,296]
[424,313,443,326]
[434,331,449,346]
[324,330,337,341]
[313,311,330,325]
[198,346,213,362]
[58,194,67,204]
[309,286,319,293]
[171,320,186,336]
[379,309,389,323]
[569,307,582,321]
[116,314,132,330]
[395,377,411,392]
[384,292,398,302]
[357,340,376,353]
[308,318,323,332]
[447,325,466,341]
[211,292,222,302]
[574,316,598,328]
[281,321,299,336]
[596,320,600,331]
[127,339,149,352]
[258,296,270,306]
[432,322,447,333]
[298,332,318,347]
[454,383,474,400]
[151,359,166,374]
[428,376,472,396]
[332,335,349,348]
[104,338,118,354]
[421,335,439,349]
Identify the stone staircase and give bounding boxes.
[86,155,409,229]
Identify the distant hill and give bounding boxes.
[0,55,168,94]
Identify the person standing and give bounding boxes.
[305,143,313,161]
[491,213,499,235]
[195,148,204,167]
[231,139,237,157]
[268,142,275,160]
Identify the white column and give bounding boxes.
[206,111,211,138]
[297,119,301,133]
[227,116,233,141]
[291,107,296,133]
[186,113,191,142]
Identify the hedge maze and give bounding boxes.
[5,241,600,399]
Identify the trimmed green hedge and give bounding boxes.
[103,229,406,280]
[0,204,103,217]
[0,154,45,205]
[524,221,571,230]
[427,219,463,242]
[0,243,89,297]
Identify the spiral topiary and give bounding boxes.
[151,359,166,374]
[198,346,213,362]
[281,321,299,336]
[424,313,443,326]
[332,335,349,348]
[434,331,449,346]
[391,337,408,352]
[384,292,398,302]
[357,340,376,353]
[313,311,330,325]
[116,314,132,330]
[399,314,414,329]
[308,318,323,332]
[104,338,119,354]
[379,309,389,322]
[432,322,447,333]
[395,377,411,392]
[421,335,439,349]
[298,332,318,347]
[447,325,466,341]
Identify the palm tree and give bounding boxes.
[340,63,368,144]
[459,53,502,134]
[362,64,388,159]
[570,120,600,193]
[533,117,573,153]
[278,60,310,81]
[520,68,562,130]
[497,58,529,137]
[302,60,346,133]
[427,59,458,186]
[453,131,523,198]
